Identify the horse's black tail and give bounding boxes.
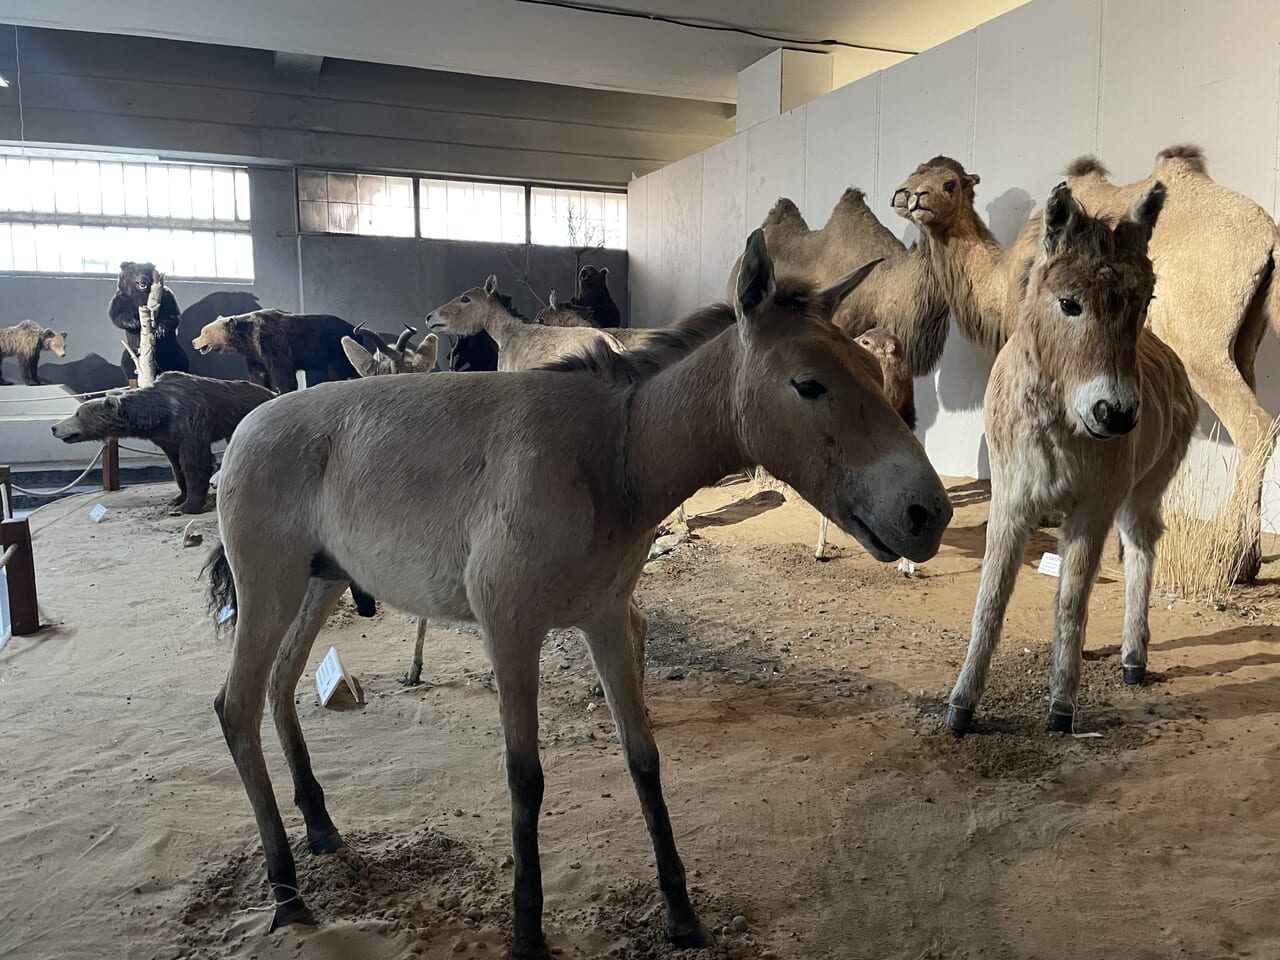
[203,543,237,632]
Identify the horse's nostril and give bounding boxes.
[1093,399,1113,424]
[906,503,930,537]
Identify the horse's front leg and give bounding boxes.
[1047,510,1111,730]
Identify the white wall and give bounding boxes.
[627,0,1280,531]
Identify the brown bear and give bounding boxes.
[570,264,621,328]
[191,309,360,392]
[0,320,68,385]
[855,327,916,431]
[109,261,190,379]
[51,372,274,514]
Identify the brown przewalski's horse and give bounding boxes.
[205,230,953,958]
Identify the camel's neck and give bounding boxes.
[624,332,746,530]
[480,308,523,348]
[925,210,1012,355]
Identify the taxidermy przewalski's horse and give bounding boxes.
[205,230,953,957]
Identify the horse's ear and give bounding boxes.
[734,229,775,329]
[600,266,608,277]
[483,274,499,296]
[342,336,381,378]
[817,258,882,314]
[1122,181,1165,250]
[1041,182,1079,253]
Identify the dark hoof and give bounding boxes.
[668,921,710,949]
[510,940,551,960]
[1122,664,1146,686]
[945,705,974,737]
[399,672,423,687]
[1046,711,1073,733]
[269,898,317,931]
[307,828,345,855]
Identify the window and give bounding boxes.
[419,179,526,243]
[0,149,254,279]
[297,171,415,237]
[298,169,625,248]
[530,187,626,249]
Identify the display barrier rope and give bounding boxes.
[10,448,104,498]
[0,388,117,404]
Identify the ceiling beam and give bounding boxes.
[273,51,324,77]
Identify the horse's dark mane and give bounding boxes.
[496,293,531,322]
[536,303,736,384]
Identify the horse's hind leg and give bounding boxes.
[581,601,705,949]
[403,616,427,686]
[214,561,315,929]
[271,577,349,854]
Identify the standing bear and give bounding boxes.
[191,309,360,392]
[0,320,68,385]
[109,261,191,380]
[570,264,622,328]
[51,372,274,514]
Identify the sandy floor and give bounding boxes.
[3,478,1280,960]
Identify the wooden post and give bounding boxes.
[102,439,121,492]
[0,465,12,520]
[136,272,165,388]
[1,518,39,636]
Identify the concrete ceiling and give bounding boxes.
[0,0,1028,102]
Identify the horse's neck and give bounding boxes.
[482,309,522,347]
[625,334,745,529]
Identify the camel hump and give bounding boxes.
[1064,155,1110,178]
[1155,144,1208,176]
[837,186,867,205]
[762,197,808,231]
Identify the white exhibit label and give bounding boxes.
[315,646,363,707]
[1037,552,1061,577]
[89,504,108,523]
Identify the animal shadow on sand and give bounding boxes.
[687,490,785,531]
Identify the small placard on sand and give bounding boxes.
[88,504,108,523]
[315,646,364,707]
[209,469,222,488]
[1037,552,1061,577]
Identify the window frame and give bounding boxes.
[294,166,627,249]
[0,150,255,281]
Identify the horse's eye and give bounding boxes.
[944,180,957,193]
[1058,297,1083,317]
[791,378,828,400]
[459,295,471,304]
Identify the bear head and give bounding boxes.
[118,261,162,305]
[192,313,256,356]
[577,265,609,298]
[40,327,68,357]
[52,392,131,443]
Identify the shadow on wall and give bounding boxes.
[986,187,1034,247]
[5,290,264,394]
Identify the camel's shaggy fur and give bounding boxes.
[203,230,952,955]
[726,188,951,375]
[897,145,1280,579]
[946,182,1197,735]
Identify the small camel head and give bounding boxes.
[892,156,980,231]
[1023,181,1165,440]
[426,274,514,337]
[731,229,952,564]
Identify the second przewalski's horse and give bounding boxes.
[204,230,952,957]
[946,182,1197,737]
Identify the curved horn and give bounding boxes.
[394,324,418,352]
[355,325,394,355]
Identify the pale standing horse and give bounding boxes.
[206,230,953,957]
[946,183,1197,736]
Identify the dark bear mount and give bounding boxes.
[447,331,500,372]
[109,261,191,379]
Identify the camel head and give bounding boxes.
[892,156,980,232]
[426,274,518,337]
[1021,181,1165,440]
[730,230,951,563]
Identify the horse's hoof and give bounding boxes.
[307,828,345,855]
[1046,711,1073,733]
[945,705,974,737]
[399,672,422,687]
[668,921,710,949]
[269,898,317,931]
[1122,665,1146,686]
[509,940,551,960]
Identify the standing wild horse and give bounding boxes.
[205,230,953,957]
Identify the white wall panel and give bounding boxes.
[659,152,705,320]
[699,134,750,303]
[876,31,977,244]
[642,169,671,328]
[1098,0,1280,205]
[804,74,882,225]
[746,108,808,230]
[625,175,649,326]
[973,0,1101,245]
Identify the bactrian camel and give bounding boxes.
[947,181,1196,735]
[897,146,1280,580]
[204,229,952,957]
[727,189,951,377]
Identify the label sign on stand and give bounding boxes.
[89,504,108,523]
[315,646,364,707]
[1037,552,1062,577]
